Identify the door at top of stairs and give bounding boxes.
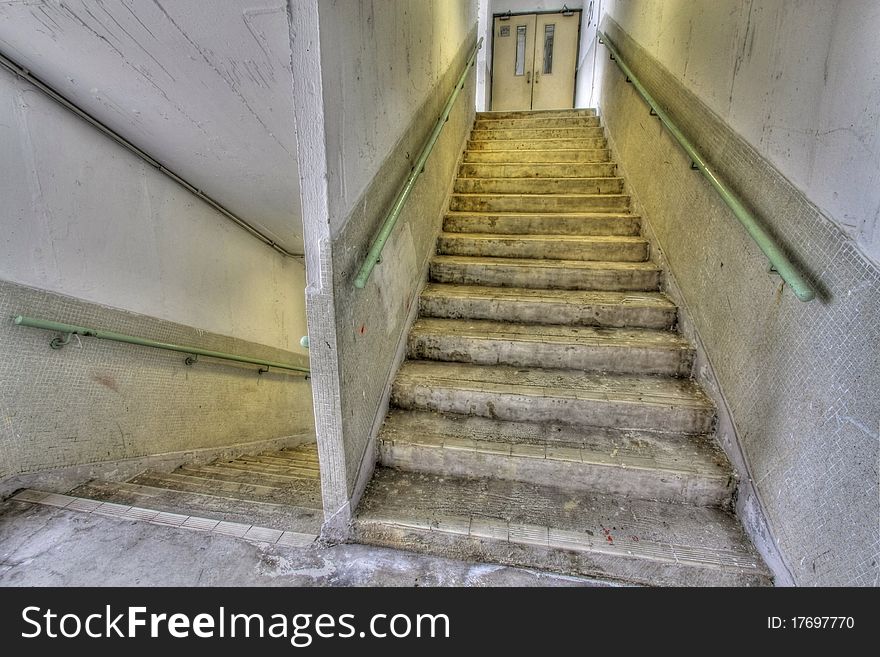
[491,9,581,112]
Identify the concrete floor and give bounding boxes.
[0,500,605,587]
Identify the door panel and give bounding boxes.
[532,11,580,110]
[490,10,581,112]
[490,14,536,112]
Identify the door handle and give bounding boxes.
[526,71,531,83]
[535,72,540,84]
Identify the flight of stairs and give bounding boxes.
[354,108,772,587]
[66,444,323,535]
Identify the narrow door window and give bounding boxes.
[515,25,527,75]
[542,24,555,74]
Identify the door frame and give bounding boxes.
[488,8,583,111]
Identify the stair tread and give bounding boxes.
[432,255,659,271]
[380,409,729,479]
[357,468,769,583]
[445,211,633,219]
[440,232,646,243]
[395,360,713,409]
[410,317,690,349]
[422,283,674,307]
[451,192,627,199]
[68,479,323,533]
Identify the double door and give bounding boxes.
[491,10,581,111]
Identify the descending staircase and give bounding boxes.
[65,444,323,536]
[354,108,772,586]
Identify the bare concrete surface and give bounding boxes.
[0,501,604,587]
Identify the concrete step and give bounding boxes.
[471,126,605,140]
[378,410,731,505]
[468,137,607,151]
[443,211,639,236]
[475,115,600,129]
[437,233,648,262]
[355,468,771,587]
[181,460,318,482]
[69,478,323,533]
[392,361,714,433]
[449,193,629,213]
[407,318,694,376]
[429,256,661,291]
[458,162,617,179]
[419,284,677,329]
[453,176,624,195]
[463,149,611,163]
[477,108,597,119]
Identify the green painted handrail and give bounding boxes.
[598,31,815,302]
[13,315,310,375]
[353,35,483,289]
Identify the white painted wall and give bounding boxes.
[318,0,478,234]
[598,0,880,264]
[0,0,304,253]
[0,67,307,353]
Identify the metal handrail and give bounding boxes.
[13,315,310,375]
[597,31,816,302]
[0,51,303,259]
[353,36,483,289]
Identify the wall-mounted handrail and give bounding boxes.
[353,36,483,289]
[0,51,303,259]
[597,31,816,302]
[13,315,310,376]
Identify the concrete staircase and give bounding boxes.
[355,109,772,586]
[67,444,323,535]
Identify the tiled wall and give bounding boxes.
[597,19,879,586]
[0,279,314,482]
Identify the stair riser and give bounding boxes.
[437,236,647,261]
[459,162,616,178]
[443,214,639,236]
[464,150,610,163]
[468,138,607,151]
[475,116,600,129]
[450,195,629,213]
[471,127,605,140]
[406,334,693,376]
[420,295,676,329]
[429,261,661,291]
[454,177,624,195]
[379,441,728,505]
[391,383,714,433]
[478,109,597,119]
[354,523,770,587]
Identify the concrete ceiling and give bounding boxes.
[0,0,304,254]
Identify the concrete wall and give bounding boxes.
[595,13,879,586]
[291,0,478,535]
[598,0,880,265]
[0,63,313,482]
[0,0,304,253]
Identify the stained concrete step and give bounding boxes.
[459,162,617,179]
[437,233,648,262]
[468,137,607,151]
[378,410,731,505]
[420,284,677,329]
[184,459,318,481]
[443,211,639,236]
[450,193,629,213]
[463,149,611,163]
[471,126,605,141]
[69,478,323,533]
[454,177,624,195]
[391,361,715,433]
[355,468,771,587]
[429,256,661,291]
[407,318,694,376]
[477,108,597,119]
[475,115,601,129]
